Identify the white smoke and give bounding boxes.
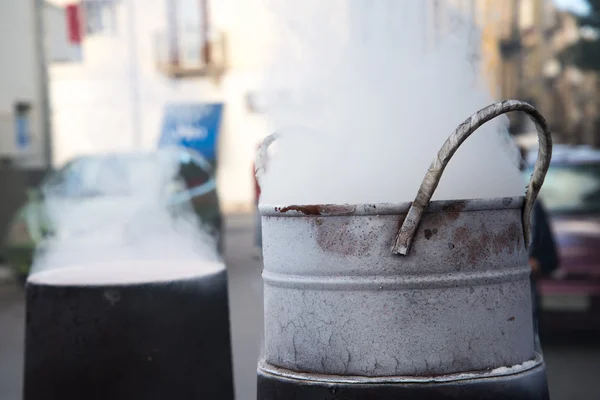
[29,148,221,281]
[258,0,525,205]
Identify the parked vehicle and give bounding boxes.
[524,145,600,331]
[2,147,222,283]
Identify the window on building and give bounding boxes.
[82,0,117,36]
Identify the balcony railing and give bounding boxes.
[154,28,227,79]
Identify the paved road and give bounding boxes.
[1,214,599,399]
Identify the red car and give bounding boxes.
[524,145,600,331]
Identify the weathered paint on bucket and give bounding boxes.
[260,198,535,377]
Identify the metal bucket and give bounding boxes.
[256,101,552,391]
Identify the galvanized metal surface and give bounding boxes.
[257,353,543,384]
[393,100,553,255]
[261,197,534,377]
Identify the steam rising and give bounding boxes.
[29,148,221,280]
[258,0,525,205]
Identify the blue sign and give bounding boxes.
[16,116,30,149]
[159,103,223,162]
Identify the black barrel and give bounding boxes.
[257,360,550,400]
[24,262,234,400]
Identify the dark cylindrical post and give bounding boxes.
[24,261,234,400]
[257,360,550,400]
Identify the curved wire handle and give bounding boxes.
[255,133,280,187]
[392,100,553,256]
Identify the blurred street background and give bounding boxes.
[1,0,600,399]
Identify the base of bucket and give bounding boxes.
[24,267,234,400]
[257,360,549,400]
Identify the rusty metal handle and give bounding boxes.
[392,100,553,256]
[255,133,280,187]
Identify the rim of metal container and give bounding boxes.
[26,260,226,287]
[259,196,524,217]
[258,352,543,384]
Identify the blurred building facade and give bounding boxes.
[46,0,272,212]
[24,0,600,213]
[0,0,73,256]
[497,0,600,146]
[0,0,53,169]
[445,0,600,146]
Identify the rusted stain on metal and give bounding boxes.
[489,222,522,256]
[315,218,378,256]
[441,200,469,221]
[277,205,322,215]
[276,204,356,216]
[450,222,523,265]
[451,226,480,266]
[422,213,448,231]
[423,205,468,232]
[424,229,438,240]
